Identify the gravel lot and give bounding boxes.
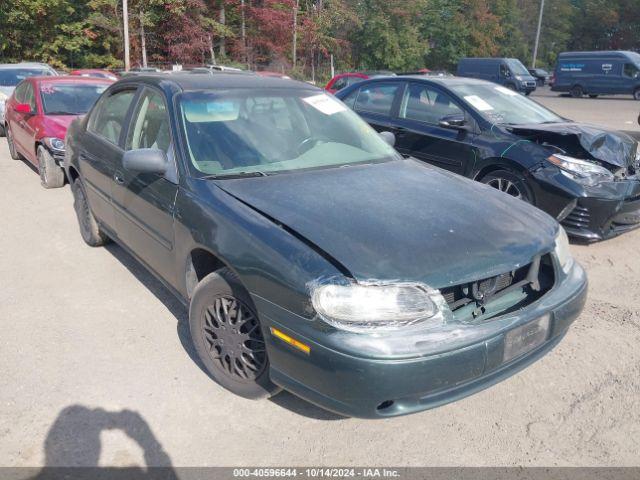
[1,92,639,469]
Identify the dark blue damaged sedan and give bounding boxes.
[65,73,588,418]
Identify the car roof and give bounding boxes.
[370,74,492,87]
[36,75,113,84]
[116,72,315,91]
[0,62,54,70]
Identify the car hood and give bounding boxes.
[507,122,638,168]
[214,159,558,287]
[39,115,79,139]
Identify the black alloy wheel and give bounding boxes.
[201,295,267,381]
[481,170,533,203]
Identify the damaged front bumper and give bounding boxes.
[253,262,587,418]
[531,167,640,242]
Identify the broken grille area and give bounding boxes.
[440,254,555,320]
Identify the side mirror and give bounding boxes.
[123,148,168,175]
[379,131,396,147]
[438,114,468,130]
[14,103,33,115]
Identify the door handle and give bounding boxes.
[113,171,125,185]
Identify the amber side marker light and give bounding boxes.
[270,327,311,355]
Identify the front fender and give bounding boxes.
[173,179,345,318]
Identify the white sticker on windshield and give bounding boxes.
[495,86,519,96]
[302,94,346,115]
[464,95,494,111]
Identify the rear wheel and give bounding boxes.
[570,85,584,98]
[481,170,533,204]
[634,88,640,101]
[189,268,280,399]
[37,145,65,189]
[6,126,20,160]
[71,178,110,247]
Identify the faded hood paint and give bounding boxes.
[507,122,638,168]
[214,159,558,287]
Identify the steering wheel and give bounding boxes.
[295,136,329,155]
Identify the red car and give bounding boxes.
[70,69,119,81]
[4,76,113,188]
[325,71,395,94]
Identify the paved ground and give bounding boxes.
[532,86,640,133]
[1,95,640,469]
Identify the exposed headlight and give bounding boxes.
[554,227,574,274]
[548,154,613,185]
[43,137,65,151]
[310,281,449,333]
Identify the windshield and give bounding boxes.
[450,83,563,125]
[506,59,530,76]
[40,83,109,115]
[178,89,399,177]
[0,68,54,87]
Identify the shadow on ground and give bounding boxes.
[104,243,343,421]
[33,405,178,479]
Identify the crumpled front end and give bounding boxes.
[530,165,640,241]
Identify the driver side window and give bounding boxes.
[399,84,463,125]
[127,89,171,154]
[500,64,510,77]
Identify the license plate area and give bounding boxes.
[503,314,551,363]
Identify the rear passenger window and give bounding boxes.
[88,89,136,145]
[354,83,399,116]
[399,84,463,124]
[331,77,348,91]
[340,88,359,108]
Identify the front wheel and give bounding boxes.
[481,170,533,204]
[71,178,110,247]
[570,85,584,98]
[589,94,599,99]
[633,88,640,101]
[37,145,65,189]
[189,268,281,399]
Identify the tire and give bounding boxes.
[634,88,640,101]
[71,178,110,247]
[480,170,534,204]
[570,85,584,98]
[189,267,280,400]
[0,123,5,137]
[6,126,20,160]
[37,145,65,189]
[506,83,517,91]
[589,94,598,99]
[525,91,532,96]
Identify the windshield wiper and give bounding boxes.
[202,171,269,180]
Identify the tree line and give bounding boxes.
[0,0,638,81]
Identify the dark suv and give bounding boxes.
[64,74,586,418]
[336,76,640,242]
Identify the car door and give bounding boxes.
[12,81,38,158]
[351,81,404,134]
[81,87,139,233]
[391,82,477,176]
[113,86,179,284]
